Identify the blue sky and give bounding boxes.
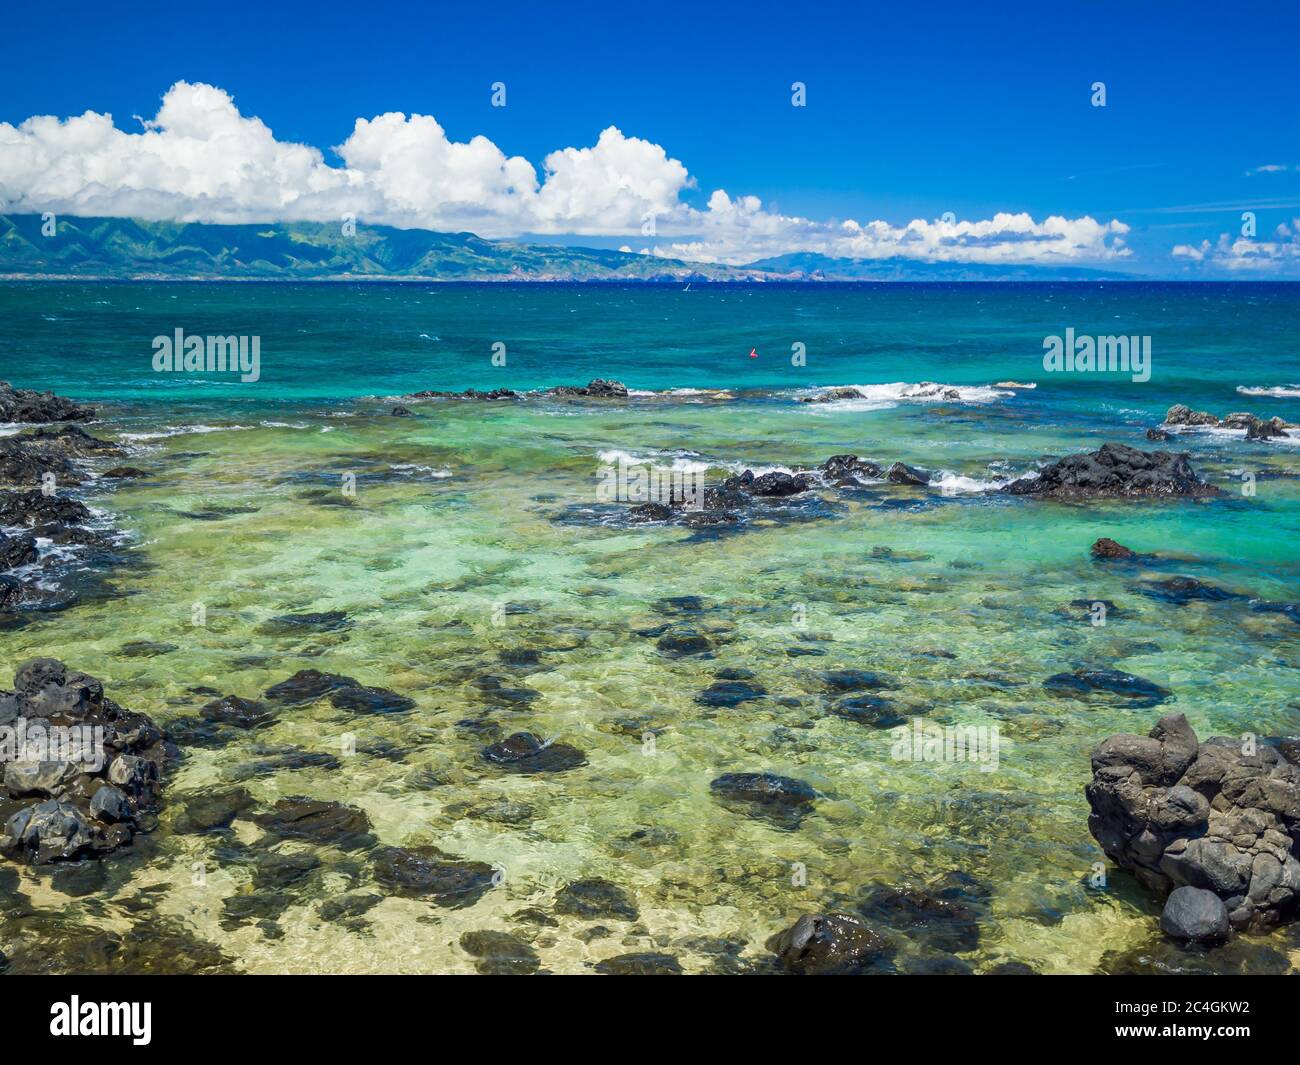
[2,0,1298,275]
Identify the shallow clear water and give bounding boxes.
[1,282,1298,973]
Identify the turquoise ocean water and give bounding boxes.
[0,281,1297,973]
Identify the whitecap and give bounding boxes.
[118,424,252,442]
[795,381,1015,410]
[1237,385,1300,398]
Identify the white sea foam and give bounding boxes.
[796,381,1015,410]
[931,470,1024,494]
[1165,424,1300,447]
[596,448,711,473]
[626,387,734,399]
[118,424,252,442]
[1237,384,1300,398]
[391,463,452,478]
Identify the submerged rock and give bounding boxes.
[594,952,682,975]
[766,913,890,974]
[828,694,905,728]
[372,845,496,908]
[1087,713,1300,931]
[1004,443,1221,499]
[329,685,416,715]
[710,772,816,828]
[857,880,983,953]
[254,797,374,851]
[258,610,352,634]
[822,669,892,693]
[201,695,277,730]
[555,878,639,921]
[172,788,255,834]
[263,669,363,705]
[460,930,540,974]
[117,640,177,658]
[1134,576,1248,605]
[655,595,708,615]
[481,732,587,773]
[696,680,766,707]
[1043,668,1172,708]
[1251,600,1300,627]
[656,632,713,657]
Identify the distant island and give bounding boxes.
[0,214,1139,283]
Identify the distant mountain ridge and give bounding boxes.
[0,215,770,282]
[0,214,1139,282]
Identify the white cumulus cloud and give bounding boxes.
[1173,221,1300,270]
[0,80,1132,265]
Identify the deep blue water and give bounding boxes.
[2,283,1297,425]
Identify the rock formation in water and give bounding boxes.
[1086,713,1300,934]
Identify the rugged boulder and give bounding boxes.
[0,659,170,864]
[818,455,882,484]
[766,913,890,974]
[1086,713,1300,931]
[1091,537,1136,560]
[886,462,931,486]
[1164,404,1294,442]
[722,470,809,496]
[1160,886,1230,944]
[0,382,95,423]
[1164,404,1221,427]
[1004,443,1221,499]
[549,379,629,398]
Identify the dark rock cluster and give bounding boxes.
[0,659,171,865]
[1086,713,1300,932]
[548,379,629,398]
[0,387,135,621]
[0,425,122,488]
[796,382,961,404]
[1004,443,1221,499]
[623,453,924,530]
[1165,403,1294,441]
[407,387,519,400]
[0,381,95,423]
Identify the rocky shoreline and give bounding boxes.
[1,376,1297,973]
[585,442,1226,535]
[0,382,140,622]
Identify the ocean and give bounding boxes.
[0,280,1298,973]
